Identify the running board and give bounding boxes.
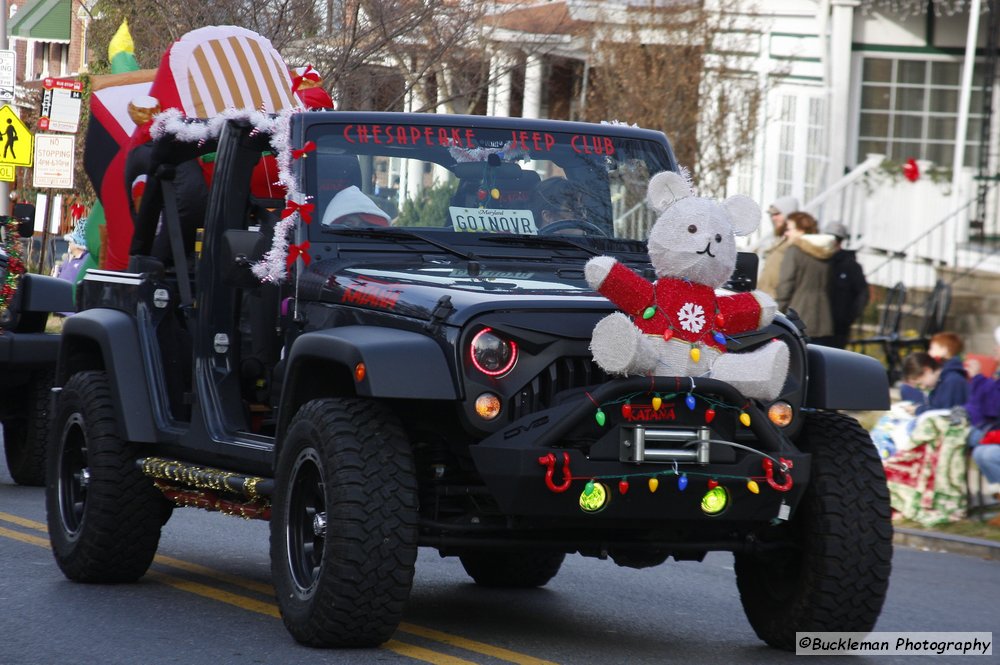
[138,457,274,520]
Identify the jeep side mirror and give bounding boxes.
[724,252,759,292]
[12,203,35,237]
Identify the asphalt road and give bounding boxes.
[1,442,997,665]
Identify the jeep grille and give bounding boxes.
[508,356,609,421]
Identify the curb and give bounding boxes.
[894,527,1000,561]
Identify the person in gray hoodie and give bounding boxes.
[775,211,838,345]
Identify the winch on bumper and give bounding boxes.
[469,377,810,523]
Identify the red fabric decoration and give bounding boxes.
[982,429,1000,445]
[295,86,334,110]
[290,66,321,92]
[249,154,287,199]
[597,263,763,352]
[281,201,315,224]
[291,141,316,160]
[70,202,86,221]
[286,241,311,268]
[903,158,920,182]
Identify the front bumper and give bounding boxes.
[469,377,810,524]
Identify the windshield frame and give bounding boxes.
[296,112,677,252]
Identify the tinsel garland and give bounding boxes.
[0,217,26,329]
[151,106,306,283]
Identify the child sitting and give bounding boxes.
[919,331,969,413]
[871,351,934,458]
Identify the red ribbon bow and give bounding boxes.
[291,141,316,160]
[281,201,315,224]
[286,241,311,268]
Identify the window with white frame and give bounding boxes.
[774,91,828,203]
[857,56,984,168]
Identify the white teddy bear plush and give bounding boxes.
[585,170,790,401]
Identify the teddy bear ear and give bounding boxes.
[646,170,692,213]
[722,195,761,236]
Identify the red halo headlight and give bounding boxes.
[470,327,518,377]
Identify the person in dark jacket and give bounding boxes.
[823,222,869,349]
[911,333,968,414]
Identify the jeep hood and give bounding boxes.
[298,258,617,325]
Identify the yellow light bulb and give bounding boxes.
[747,479,760,494]
[690,346,701,362]
[648,477,659,493]
[740,412,751,427]
[652,396,662,411]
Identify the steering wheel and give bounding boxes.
[538,219,608,237]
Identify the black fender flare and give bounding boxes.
[804,344,890,411]
[57,309,158,442]
[276,326,457,439]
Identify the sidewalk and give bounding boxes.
[894,525,1000,561]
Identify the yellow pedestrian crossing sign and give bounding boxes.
[0,105,33,167]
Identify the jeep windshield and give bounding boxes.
[301,114,677,247]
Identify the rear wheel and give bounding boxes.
[459,550,565,588]
[46,371,172,582]
[271,398,418,647]
[3,369,55,486]
[734,411,892,650]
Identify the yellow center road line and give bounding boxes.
[0,514,274,596]
[0,511,562,665]
[0,525,50,548]
[398,624,560,665]
[0,511,46,530]
[152,554,275,596]
[146,569,281,617]
[384,640,482,665]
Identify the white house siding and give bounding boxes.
[726,1,998,274]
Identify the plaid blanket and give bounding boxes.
[883,411,969,526]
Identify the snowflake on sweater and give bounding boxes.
[677,302,705,333]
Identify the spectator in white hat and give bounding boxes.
[756,195,800,296]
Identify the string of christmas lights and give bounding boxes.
[585,387,753,427]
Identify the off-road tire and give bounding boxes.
[734,411,892,650]
[459,551,566,588]
[271,398,418,647]
[3,369,55,486]
[46,371,173,582]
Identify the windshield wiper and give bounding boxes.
[322,227,477,260]
[478,234,602,256]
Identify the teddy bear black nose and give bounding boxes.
[688,224,697,234]
[715,234,722,243]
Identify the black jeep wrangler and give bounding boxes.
[47,112,892,650]
[1,207,73,485]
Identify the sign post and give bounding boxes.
[32,134,75,271]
